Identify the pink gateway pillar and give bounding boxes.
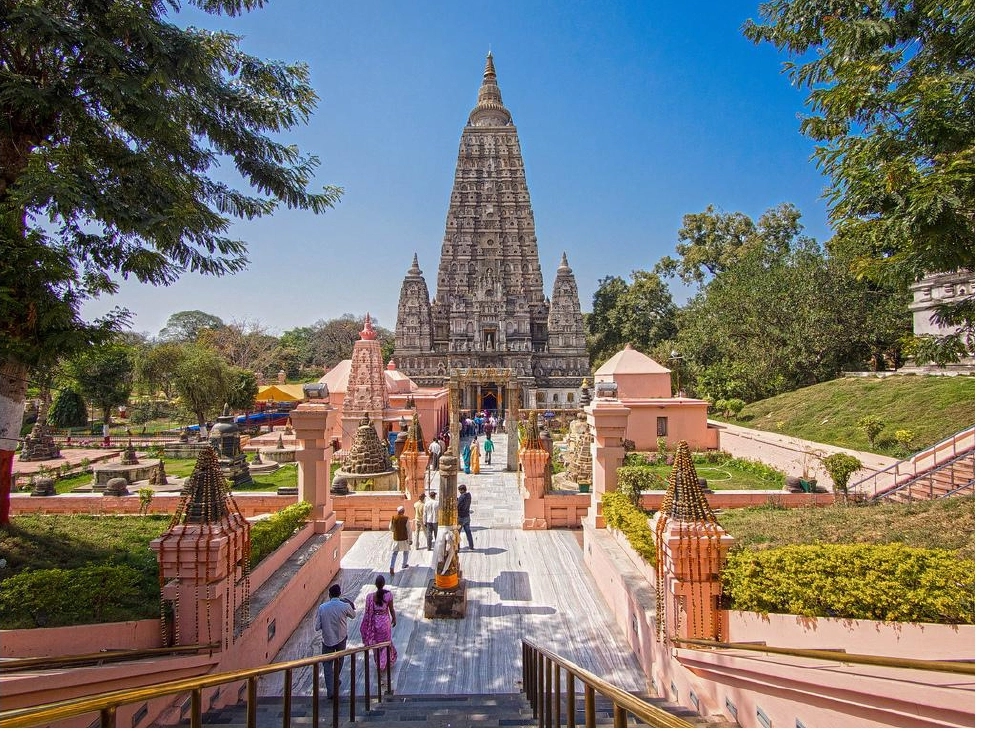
[290,401,338,533]
[585,400,630,529]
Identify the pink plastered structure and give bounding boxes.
[578,352,974,727]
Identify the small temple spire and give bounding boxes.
[360,312,377,340]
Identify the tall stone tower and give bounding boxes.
[394,53,589,414]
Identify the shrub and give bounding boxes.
[138,487,154,515]
[721,456,784,483]
[48,388,89,429]
[722,543,974,624]
[858,415,885,447]
[601,492,658,564]
[616,466,665,506]
[895,429,916,451]
[250,501,312,568]
[821,453,863,499]
[0,564,145,628]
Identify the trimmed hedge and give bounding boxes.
[0,564,147,628]
[250,501,312,568]
[601,492,657,564]
[723,543,975,624]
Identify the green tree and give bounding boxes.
[172,345,232,434]
[132,341,187,400]
[226,368,259,413]
[585,271,677,366]
[744,2,975,347]
[821,452,863,502]
[66,344,134,427]
[0,0,340,524]
[47,388,89,429]
[158,311,225,344]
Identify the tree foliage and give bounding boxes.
[585,271,678,366]
[744,1,974,332]
[46,388,88,429]
[158,311,225,343]
[171,344,232,431]
[672,205,911,402]
[0,0,340,524]
[65,343,134,425]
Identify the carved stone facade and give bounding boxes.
[394,54,589,409]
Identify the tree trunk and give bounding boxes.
[102,406,112,428]
[197,411,207,441]
[0,360,30,525]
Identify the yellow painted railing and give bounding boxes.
[0,641,393,728]
[521,639,693,727]
[673,637,975,675]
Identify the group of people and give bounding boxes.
[314,575,397,698]
[315,481,479,696]
[460,435,494,473]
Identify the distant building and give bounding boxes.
[908,270,975,368]
[394,54,590,414]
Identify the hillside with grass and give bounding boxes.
[717,374,974,456]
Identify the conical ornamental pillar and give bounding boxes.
[519,411,550,499]
[399,414,430,499]
[151,446,251,649]
[652,441,734,644]
[424,451,467,618]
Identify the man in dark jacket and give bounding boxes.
[457,484,474,550]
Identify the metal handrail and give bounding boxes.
[672,637,975,675]
[0,641,393,728]
[850,426,975,496]
[521,639,693,728]
[0,643,220,673]
[870,451,975,503]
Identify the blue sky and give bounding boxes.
[84,0,832,338]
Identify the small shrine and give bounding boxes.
[652,441,734,643]
[151,446,251,648]
[209,410,253,488]
[333,414,399,492]
[19,421,60,462]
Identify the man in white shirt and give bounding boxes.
[423,489,439,550]
[428,437,442,469]
[315,584,355,698]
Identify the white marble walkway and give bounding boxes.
[262,433,647,697]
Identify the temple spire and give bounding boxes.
[469,52,511,127]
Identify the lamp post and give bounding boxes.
[668,350,683,397]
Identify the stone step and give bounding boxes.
[191,691,732,728]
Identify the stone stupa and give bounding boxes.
[334,414,399,492]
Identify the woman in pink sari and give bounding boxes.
[360,574,397,670]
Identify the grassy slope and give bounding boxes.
[718,495,975,560]
[720,374,974,455]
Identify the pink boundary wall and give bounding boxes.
[0,520,340,727]
[584,521,975,728]
[9,492,295,517]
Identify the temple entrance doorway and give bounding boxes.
[480,387,498,416]
[447,368,520,471]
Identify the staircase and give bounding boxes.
[871,451,974,503]
[195,691,728,727]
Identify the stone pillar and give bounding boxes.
[584,400,630,529]
[290,401,337,534]
[505,380,520,471]
[424,452,466,618]
[520,446,550,530]
[657,519,735,641]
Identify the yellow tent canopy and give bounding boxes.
[256,384,306,402]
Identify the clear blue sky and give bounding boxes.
[84,0,832,338]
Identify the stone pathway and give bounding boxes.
[261,433,648,697]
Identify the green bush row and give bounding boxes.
[723,543,975,624]
[250,501,312,568]
[718,456,783,483]
[616,466,667,501]
[0,564,152,629]
[601,492,658,564]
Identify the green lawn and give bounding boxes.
[719,374,974,457]
[48,459,298,494]
[718,494,975,560]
